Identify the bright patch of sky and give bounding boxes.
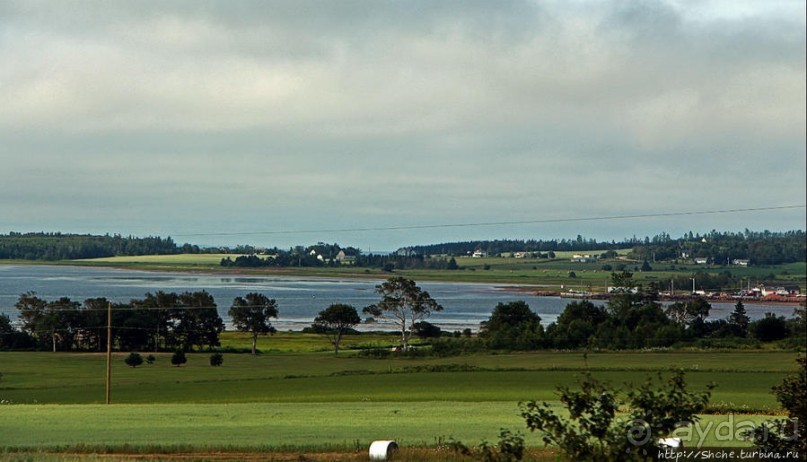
[1,0,804,250]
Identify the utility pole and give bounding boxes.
[106,301,112,405]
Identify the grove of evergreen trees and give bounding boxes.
[0,232,194,260]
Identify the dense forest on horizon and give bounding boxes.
[0,232,195,260]
[1,229,805,266]
[401,230,806,266]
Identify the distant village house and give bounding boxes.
[571,254,595,263]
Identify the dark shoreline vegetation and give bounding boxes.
[2,273,804,354]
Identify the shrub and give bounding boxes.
[171,350,187,367]
[209,352,223,367]
[413,321,442,338]
[479,429,525,462]
[521,369,712,461]
[357,348,392,359]
[744,356,806,454]
[124,352,143,368]
[752,313,789,342]
[146,354,156,365]
[430,338,487,356]
[301,325,359,335]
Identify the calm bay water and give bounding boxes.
[0,265,795,332]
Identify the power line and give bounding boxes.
[172,205,806,238]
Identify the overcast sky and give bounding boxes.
[1,0,805,250]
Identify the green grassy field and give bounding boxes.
[1,349,799,405]
[3,255,804,459]
[0,348,800,455]
[60,253,806,290]
[219,331,413,353]
[0,402,777,452]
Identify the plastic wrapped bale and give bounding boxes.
[369,440,398,461]
[659,437,683,448]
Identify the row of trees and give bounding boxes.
[401,236,616,256]
[0,277,444,356]
[398,230,806,265]
[0,278,440,355]
[3,291,290,354]
[220,252,460,271]
[10,291,224,352]
[2,274,803,354]
[0,232,193,260]
[476,271,805,351]
[4,229,803,267]
[628,229,805,265]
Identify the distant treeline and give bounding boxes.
[0,232,197,260]
[627,230,806,265]
[221,251,459,271]
[400,230,806,265]
[3,229,805,267]
[401,236,615,256]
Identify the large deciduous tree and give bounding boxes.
[312,304,361,355]
[480,301,543,350]
[15,291,47,339]
[229,293,278,355]
[363,277,442,350]
[177,291,224,351]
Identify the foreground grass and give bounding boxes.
[0,401,529,450]
[0,449,561,462]
[0,350,798,409]
[0,402,774,451]
[218,331,414,353]
[0,349,797,457]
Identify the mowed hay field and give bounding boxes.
[0,348,800,455]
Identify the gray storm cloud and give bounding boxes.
[1,0,804,248]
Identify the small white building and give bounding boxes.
[472,250,487,258]
[732,259,750,267]
[335,250,356,264]
[571,254,594,263]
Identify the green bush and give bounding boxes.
[479,429,525,462]
[357,348,392,359]
[124,352,143,368]
[171,350,187,367]
[521,369,712,461]
[744,356,806,455]
[430,338,487,356]
[752,314,789,342]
